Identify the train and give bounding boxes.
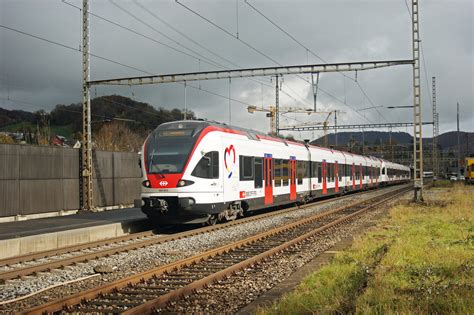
[135,120,411,225]
[465,157,474,184]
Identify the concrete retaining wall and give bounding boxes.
[0,219,148,260]
[0,144,141,217]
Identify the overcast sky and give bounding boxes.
[1,0,472,140]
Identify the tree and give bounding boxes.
[93,121,144,152]
[0,134,15,144]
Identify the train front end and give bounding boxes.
[136,121,223,224]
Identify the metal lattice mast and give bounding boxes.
[432,76,439,178]
[436,112,439,174]
[412,0,423,201]
[275,75,280,135]
[82,0,93,211]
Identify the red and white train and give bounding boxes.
[136,120,410,224]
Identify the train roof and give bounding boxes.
[155,120,409,169]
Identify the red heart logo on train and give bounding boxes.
[224,145,236,178]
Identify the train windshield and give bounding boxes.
[145,129,196,174]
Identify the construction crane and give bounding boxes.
[280,110,345,147]
[247,105,316,135]
[322,110,345,147]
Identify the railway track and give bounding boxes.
[23,185,411,314]
[0,186,399,282]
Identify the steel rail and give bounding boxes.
[124,186,411,314]
[22,186,411,314]
[0,186,396,281]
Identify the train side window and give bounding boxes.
[274,159,282,187]
[191,151,219,179]
[296,160,304,185]
[282,159,289,186]
[318,163,323,183]
[239,156,254,181]
[254,157,263,188]
[311,162,317,178]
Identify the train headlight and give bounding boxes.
[142,180,151,187]
[177,179,194,187]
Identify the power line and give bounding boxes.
[108,0,225,70]
[175,0,282,66]
[1,23,257,114]
[61,1,307,109]
[134,1,237,70]
[420,42,433,108]
[244,0,386,124]
[244,0,326,63]
[0,24,153,75]
[175,0,317,108]
[113,0,308,107]
[62,0,223,70]
[132,0,307,106]
[176,0,379,116]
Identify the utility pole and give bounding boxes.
[81,0,93,211]
[432,76,439,178]
[411,0,423,201]
[275,75,280,135]
[334,110,338,147]
[311,72,319,111]
[390,127,394,161]
[362,129,365,154]
[184,81,187,120]
[457,102,461,178]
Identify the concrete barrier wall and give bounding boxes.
[0,144,141,217]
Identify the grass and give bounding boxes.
[432,179,454,187]
[258,185,473,314]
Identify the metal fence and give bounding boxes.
[0,144,141,217]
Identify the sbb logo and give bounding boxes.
[159,180,168,187]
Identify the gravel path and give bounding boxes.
[0,185,407,313]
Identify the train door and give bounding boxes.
[290,157,296,200]
[322,160,327,194]
[335,161,339,193]
[264,154,273,205]
[370,165,373,187]
[352,163,355,189]
[359,164,363,189]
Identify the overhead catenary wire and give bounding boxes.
[175,0,314,108]
[0,24,153,75]
[62,0,224,70]
[244,0,388,125]
[1,23,258,116]
[109,0,227,70]
[61,0,308,108]
[133,1,307,107]
[175,1,378,123]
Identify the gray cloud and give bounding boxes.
[1,0,472,141]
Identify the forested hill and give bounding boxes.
[0,95,194,138]
[312,130,474,151]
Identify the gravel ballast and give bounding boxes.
[0,185,408,313]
